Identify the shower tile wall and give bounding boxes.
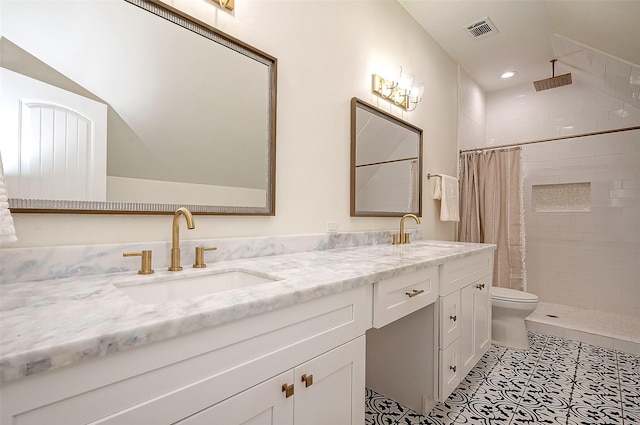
[522,130,640,317]
[486,69,640,148]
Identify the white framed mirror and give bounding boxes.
[350,97,422,217]
[0,0,277,215]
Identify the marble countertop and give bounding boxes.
[0,240,494,383]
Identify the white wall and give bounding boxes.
[5,0,459,248]
[458,68,486,151]
[485,79,640,318]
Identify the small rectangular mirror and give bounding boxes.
[350,97,422,217]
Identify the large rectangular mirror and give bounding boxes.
[0,0,276,215]
[350,98,422,217]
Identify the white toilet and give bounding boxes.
[491,287,538,349]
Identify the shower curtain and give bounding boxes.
[458,148,526,290]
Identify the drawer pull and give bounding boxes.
[449,315,457,322]
[282,383,294,398]
[476,283,485,290]
[301,374,314,388]
[449,365,457,373]
[405,289,425,298]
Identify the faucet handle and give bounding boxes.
[392,234,401,245]
[123,250,154,275]
[193,246,217,268]
[403,232,411,244]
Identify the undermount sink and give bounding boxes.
[114,269,281,304]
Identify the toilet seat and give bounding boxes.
[491,287,538,303]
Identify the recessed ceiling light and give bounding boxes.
[501,71,517,79]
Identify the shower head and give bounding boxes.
[533,59,572,92]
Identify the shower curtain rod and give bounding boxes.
[459,125,640,154]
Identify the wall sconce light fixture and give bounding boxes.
[372,66,424,111]
[213,0,234,11]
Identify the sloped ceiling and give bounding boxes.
[399,0,640,97]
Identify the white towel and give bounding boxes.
[432,174,459,222]
[0,152,17,244]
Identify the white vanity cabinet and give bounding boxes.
[176,336,365,425]
[0,287,369,425]
[437,251,493,402]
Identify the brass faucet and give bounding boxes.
[393,213,421,245]
[169,207,195,271]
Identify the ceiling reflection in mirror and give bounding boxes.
[350,98,422,217]
[0,0,276,214]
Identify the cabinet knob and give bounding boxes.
[281,383,294,398]
[476,283,485,290]
[449,365,457,373]
[449,315,457,322]
[405,289,425,298]
[123,250,154,275]
[301,373,314,388]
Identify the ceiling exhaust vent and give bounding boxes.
[465,17,498,39]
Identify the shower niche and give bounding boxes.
[532,182,591,212]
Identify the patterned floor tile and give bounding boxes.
[366,388,410,425]
[574,366,619,384]
[623,410,640,425]
[477,374,528,404]
[529,367,575,387]
[424,402,464,425]
[365,332,638,425]
[519,380,572,411]
[509,405,570,425]
[534,359,579,377]
[618,352,640,389]
[441,381,480,408]
[460,399,515,424]
[567,403,625,425]
[621,385,640,414]
[572,379,622,408]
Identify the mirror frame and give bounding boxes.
[350,97,423,217]
[6,0,277,216]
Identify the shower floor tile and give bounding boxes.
[365,331,640,425]
[526,302,640,354]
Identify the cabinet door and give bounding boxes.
[459,280,490,378]
[294,336,365,425]
[174,371,294,425]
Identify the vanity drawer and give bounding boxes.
[373,267,438,328]
[440,252,493,296]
